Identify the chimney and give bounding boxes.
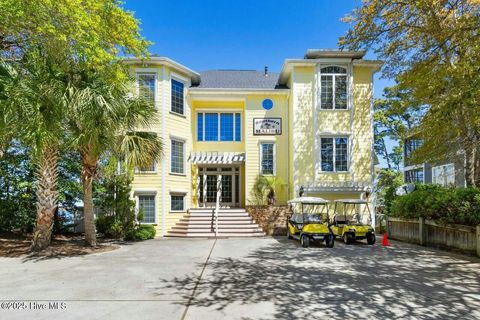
[264,66,268,77]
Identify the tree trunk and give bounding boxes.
[474,142,480,187]
[31,145,59,251]
[464,141,476,187]
[81,152,97,247]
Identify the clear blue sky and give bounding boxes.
[123,0,396,166]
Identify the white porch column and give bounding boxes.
[217,174,222,207]
[203,171,207,207]
[196,169,200,208]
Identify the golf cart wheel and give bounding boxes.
[286,227,293,239]
[325,234,335,248]
[300,235,310,248]
[344,233,354,245]
[367,233,376,245]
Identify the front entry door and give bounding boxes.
[199,167,239,207]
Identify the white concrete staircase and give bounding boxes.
[166,208,265,238]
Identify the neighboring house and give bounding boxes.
[125,49,382,236]
[403,137,466,187]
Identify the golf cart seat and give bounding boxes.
[333,214,347,226]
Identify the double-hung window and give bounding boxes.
[320,66,348,110]
[171,79,184,115]
[170,139,185,174]
[170,194,185,212]
[260,143,275,175]
[138,195,155,223]
[137,73,156,106]
[320,137,348,172]
[197,112,241,142]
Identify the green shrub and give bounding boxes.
[125,224,156,241]
[390,185,480,226]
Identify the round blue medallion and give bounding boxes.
[262,99,273,110]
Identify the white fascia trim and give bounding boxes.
[124,57,201,84]
[352,60,383,72]
[188,88,290,95]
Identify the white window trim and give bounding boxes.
[319,136,350,173]
[169,192,186,213]
[318,65,350,111]
[135,191,157,224]
[170,76,186,116]
[135,70,158,109]
[196,111,242,142]
[259,142,276,176]
[170,137,186,175]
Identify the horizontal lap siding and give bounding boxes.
[352,67,373,184]
[246,95,289,205]
[131,66,192,234]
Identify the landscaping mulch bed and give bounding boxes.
[0,232,120,259]
[247,205,289,236]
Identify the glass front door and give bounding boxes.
[198,167,240,207]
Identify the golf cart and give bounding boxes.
[286,197,335,248]
[330,199,375,245]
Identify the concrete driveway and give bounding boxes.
[0,237,479,320]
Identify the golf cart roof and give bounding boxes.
[334,199,368,204]
[288,197,329,205]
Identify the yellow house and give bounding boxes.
[125,50,382,236]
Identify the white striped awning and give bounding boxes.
[189,152,246,164]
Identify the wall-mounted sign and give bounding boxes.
[262,99,273,110]
[253,118,282,135]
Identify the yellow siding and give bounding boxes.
[291,65,374,190]
[129,57,376,235]
[245,95,289,204]
[131,65,192,235]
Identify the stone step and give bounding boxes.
[171,226,263,232]
[181,216,254,222]
[175,221,260,227]
[186,213,250,218]
[189,208,246,213]
[166,231,265,238]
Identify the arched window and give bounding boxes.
[320,66,348,110]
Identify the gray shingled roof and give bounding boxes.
[194,70,286,89]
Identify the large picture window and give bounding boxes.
[260,143,275,175]
[320,66,347,110]
[320,137,348,172]
[138,195,155,223]
[170,139,185,174]
[171,79,184,115]
[432,164,455,186]
[197,112,241,142]
[137,73,156,106]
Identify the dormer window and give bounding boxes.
[320,66,348,110]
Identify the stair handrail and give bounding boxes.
[215,175,222,237]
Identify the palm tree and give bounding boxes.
[0,56,67,251]
[65,73,162,246]
[251,175,285,205]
